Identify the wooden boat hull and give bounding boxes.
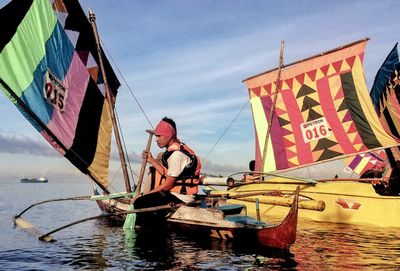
[166,203,297,249]
[222,177,400,228]
[134,188,299,250]
[95,196,130,224]
[95,188,299,249]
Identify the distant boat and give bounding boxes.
[20,177,48,183]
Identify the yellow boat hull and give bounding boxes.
[221,178,400,228]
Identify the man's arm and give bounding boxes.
[143,150,166,176]
[151,175,176,192]
[130,167,175,203]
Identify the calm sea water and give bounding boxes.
[0,179,399,270]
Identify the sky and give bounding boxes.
[0,0,399,182]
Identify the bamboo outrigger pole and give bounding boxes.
[89,10,132,193]
[260,41,285,180]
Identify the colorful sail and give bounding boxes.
[244,39,400,172]
[344,150,387,176]
[0,0,120,190]
[369,43,400,160]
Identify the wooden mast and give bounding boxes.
[260,41,285,179]
[88,9,132,193]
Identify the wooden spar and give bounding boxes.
[0,79,109,193]
[135,130,154,195]
[260,41,285,179]
[209,190,325,211]
[14,196,96,242]
[89,10,132,193]
[238,197,325,211]
[242,37,370,83]
[38,201,194,242]
[15,196,92,218]
[123,130,154,230]
[271,144,400,175]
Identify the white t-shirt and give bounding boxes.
[166,151,192,177]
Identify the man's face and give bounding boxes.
[155,135,171,148]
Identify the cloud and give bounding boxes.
[0,132,59,157]
[110,148,142,164]
[201,159,245,177]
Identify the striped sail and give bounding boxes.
[244,39,400,173]
[0,0,120,190]
[369,43,400,160]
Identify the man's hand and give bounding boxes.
[129,193,142,204]
[142,150,153,163]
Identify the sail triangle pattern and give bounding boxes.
[369,43,400,160]
[245,40,400,172]
[0,0,120,189]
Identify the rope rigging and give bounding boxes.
[202,100,249,166]
[102,40,253,177]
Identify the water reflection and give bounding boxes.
[132,231,178,270]
[36,219,400,270]
[292,222,400,270]
[122,228,298,270]
[2,180,400,270]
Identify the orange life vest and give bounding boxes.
[157,142,201,194]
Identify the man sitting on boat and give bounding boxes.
[241,160,259,183]
[136,117,201,203]
[362,161,400,196]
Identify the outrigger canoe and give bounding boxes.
[216,177,400,228]
[216,38,400,228]
[129,186,300,250]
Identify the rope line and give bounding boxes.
[203,100,249,165]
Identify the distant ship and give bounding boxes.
[20,177,48,183]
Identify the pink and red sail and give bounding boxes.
[244,40,400,173]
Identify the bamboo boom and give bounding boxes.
[271,145,400,174]
[242,38,370,82]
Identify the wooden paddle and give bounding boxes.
[135,129,155,195]
[123,129,154,230]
